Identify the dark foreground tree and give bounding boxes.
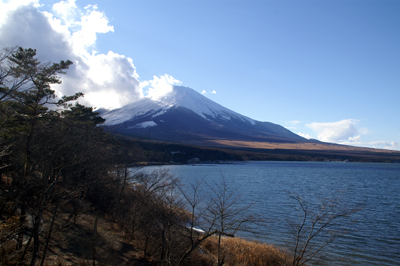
[0,47,34,103]
[0,47,112,265]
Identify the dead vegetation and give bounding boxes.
[0,169,291,266]
[202,236,289,266]
[0,47,290,266]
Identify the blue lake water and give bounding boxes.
[136,161,400,265]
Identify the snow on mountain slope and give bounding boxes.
[102,86,255,126]
[101,85,306,144]
[128,121,157,129]
[153,86,255,124]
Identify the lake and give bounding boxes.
[136,161,400,265]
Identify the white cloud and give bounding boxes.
[306,119,360,143]
[141,74,182,101]
[365,141,400,151]
[0,0,157,109]
[49,0,114,55]
[0,0,40,28]
[52,0,77,21]
[384,141,400,150]
[71,6,114,55]
[54,51,142,109]
[303,119,400,151]
[297,132,312,139]
[199,90,216,95]
[0,3,74,62]
[339,140,400,151]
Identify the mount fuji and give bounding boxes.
[101,86,307,146]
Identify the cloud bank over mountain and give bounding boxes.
[141,75,182,101]
[0,0,176,109]
[289,119,398,150]
[306,119,360,143]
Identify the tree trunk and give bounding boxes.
[29,212,42,266]
[160,228,166,265]
[92,215,99,266]
[40,201,59,266]
[218,233,223,266]
[17,197,26,250]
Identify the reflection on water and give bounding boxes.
[136,161,400,266]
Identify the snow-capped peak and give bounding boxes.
[102,86,255,126]
[155,86,255,123]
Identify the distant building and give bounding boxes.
[187,157,200,164]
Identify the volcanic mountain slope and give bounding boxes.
[101,86,308,145]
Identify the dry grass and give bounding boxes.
[0,202,291,266]
[1,173,292,266]
[205,139,392,152]
[202,236,290,266]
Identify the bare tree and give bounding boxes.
[132,169,186,265]
[179,179,206,247]
[173,175,260,266]
[205,176,256,266]
[287,191,360,266]
[175,178,216,266]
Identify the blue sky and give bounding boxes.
[1,0,399,150]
